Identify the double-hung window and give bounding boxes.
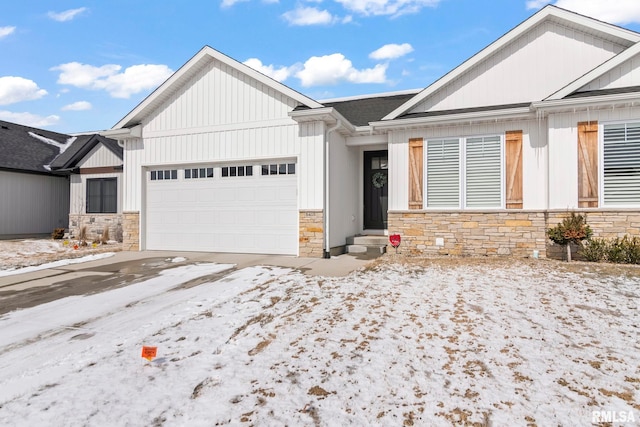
[426,135,503,208]
[86,178,117,213]
[602,122,640,206]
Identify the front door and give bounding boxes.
[364,150,388,230]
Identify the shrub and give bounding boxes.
[607,236,640,264]
[51,228,65,240]
[101,225,110,244]
[580,238,607,262]
[547,212,593,261]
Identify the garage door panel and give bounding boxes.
[146,169,298,255]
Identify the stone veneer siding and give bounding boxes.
[69,214,123,243]
[388,209,640,258]
[122,211,140,251]
[299,210,324,257]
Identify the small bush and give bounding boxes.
[78,225,88,246]
[51,228,65,240]
[580,238,607,262]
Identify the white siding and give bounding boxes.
[328,131,359,248]
[410,21,625,113]
[0,171,69,236]
[69,173,123,214]
[547,105,640,208]
[78,145,122,168]
[579,52,640,91]
[388,119,548,210]
[144,58,299,134]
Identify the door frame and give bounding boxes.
[363,149,389,231]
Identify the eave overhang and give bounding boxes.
[371,105,535,131]
[532,92,640,114]
[289,107,356,135]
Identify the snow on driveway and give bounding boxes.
[0,259,638,426]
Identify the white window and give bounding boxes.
[465,136,502,208]
[425,135,503,208]
[602,122,640,206]
[150,169,178,181]
[185,167,214,179]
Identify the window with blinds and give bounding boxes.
[465,136,502,207]
[425,135,503,209]
[426,139,460,207]
[603,122,640,206]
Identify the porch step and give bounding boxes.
[346,235,388,257]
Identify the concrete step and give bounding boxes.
[346,244,387,255]
[346,235,389,246]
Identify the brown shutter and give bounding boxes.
[408,138,423,209]
[577,121,599,208]
[505,130,523,209]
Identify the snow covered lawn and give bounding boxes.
[0,258,638,426]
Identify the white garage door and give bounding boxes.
[145,162,298,255]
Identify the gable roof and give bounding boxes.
[382,5,640,121]
[546,41,640,100]
[0,120,73,174]
[113,45,324,130]
[49,134,122,171]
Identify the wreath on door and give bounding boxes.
[372,172,388,188]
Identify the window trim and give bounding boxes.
[86,177,117,214]
[600,120,640,207]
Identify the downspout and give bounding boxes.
[323,120,341,259]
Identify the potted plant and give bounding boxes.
[547,212,593,262]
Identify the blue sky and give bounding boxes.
[1,0,640,133]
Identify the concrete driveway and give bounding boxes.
[0,251,375,315]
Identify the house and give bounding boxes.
[0,120,70,238]
[49,134,123,242]
[105,5,640,258]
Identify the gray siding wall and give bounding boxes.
[0,171,69,237]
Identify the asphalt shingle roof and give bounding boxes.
[0,120,71,174]
[322,93,418,126]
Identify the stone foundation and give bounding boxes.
[299,210,324,257]
[69,214,123,243]
[388,209,640,259]
[122,211,140,251]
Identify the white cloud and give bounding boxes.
[282,6,335,25]
[51,62,174,99]
[296,53,388,86]
[221,0,248,7]
[0,111,60,127]
[369,43,414,60]
[526,0,640,24]
[243,58,296,82]
[335,0,440,17]
[0,77,48,106]
[525,0,548,8]
[62,101,92,111]
[0,26,16,39]
[48,7,88,22]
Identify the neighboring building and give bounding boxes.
[50,135,123,242]
[0,120,70,238]
[106,5,640,257]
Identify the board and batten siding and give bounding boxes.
[328,131,359,248]
[69,172,123,214]
[579,52,640,92]
[0,171,69,236]
[388,119,548,210]
[409,21,626,114]
[77,144,122,169]
[547,105,640,208]
[144,58,300,134]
